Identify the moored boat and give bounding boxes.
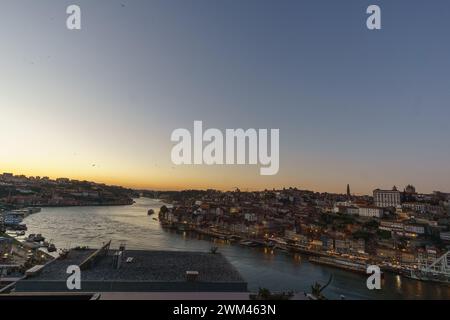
[239,240,259,247]
[47,243,57,253]
[309,256,368,274]
[26,233,45,243]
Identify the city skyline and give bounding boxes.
[0,170,442,197]
[2,0,450,194]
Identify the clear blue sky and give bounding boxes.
[1,0,449,194]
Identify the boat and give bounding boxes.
[152,217,158,221]
[9,223,27,231]
[274,244,289,252]
[47,243,57,253]
[23,242,40,249]
[269,238,289,251]
[28,207,41,214]
[309,256,368,274]
[239,240,259,247]
[26,234,45,243]
[227,235,241,243]
[177,224,191,231]
[147,209,155,215]
[34,234,45,242]
[15,231,26,236]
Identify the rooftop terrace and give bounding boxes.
[14,247,247,293]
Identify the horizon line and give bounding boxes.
[2,170,447,197]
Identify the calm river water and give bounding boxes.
[23,198,450,300]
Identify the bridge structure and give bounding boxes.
[413,250,450,283]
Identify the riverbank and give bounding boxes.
[157,220,441,284]
[20,198,450,299]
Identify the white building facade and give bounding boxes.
[373,188,401,207]
[358,206,384,218]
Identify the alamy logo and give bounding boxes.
[171,121,279,175]
[366,5,381,30]
[366,265,381,290]
[66,5,81,30]
[66,265,81,290]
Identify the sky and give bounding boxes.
[1,0,450,194]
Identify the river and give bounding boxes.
[22,197,450,300]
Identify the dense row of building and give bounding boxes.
[158,185,450,266]
[0,172,135,209]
